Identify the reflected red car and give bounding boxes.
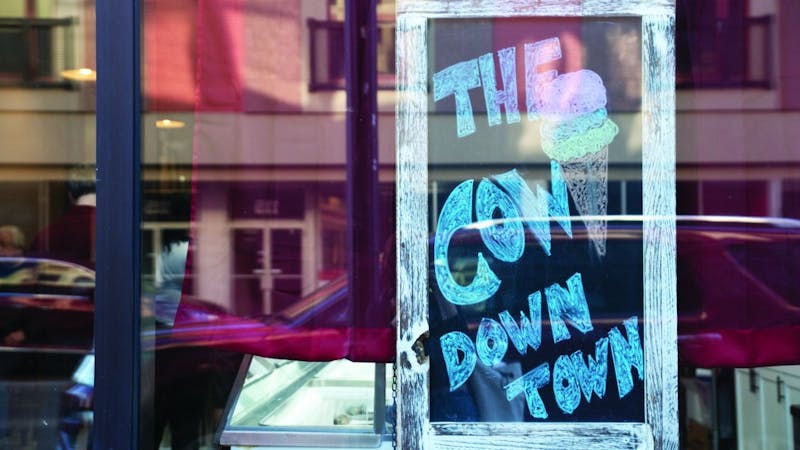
[9,215,798,447]
[676,216,800,367]
[428,215,800,369]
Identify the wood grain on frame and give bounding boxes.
[396,1,676,449]
[396,13,432,450]
[398,0,674,17]
[432,423,652,449]
[642,14,678,450]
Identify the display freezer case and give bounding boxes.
[218,355,391,448]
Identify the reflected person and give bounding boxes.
[31,166,96,269]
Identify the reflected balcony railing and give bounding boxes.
[307,18,395,91]
[0,17,77,89]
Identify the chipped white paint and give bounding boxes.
[396,13,432,450]
[398,0,674,17]
[642,14,678,450]
[431,423,654,449]
[396,1,676,450]
[398,321,431,374]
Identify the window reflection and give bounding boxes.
[0,0,96,447]
[140,0,394,447]
[676,0,800,448]
[1,0,795,447]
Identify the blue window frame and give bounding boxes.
[94,0,141,447]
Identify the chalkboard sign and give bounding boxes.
[396,2,676,449]
[427,17,645,425]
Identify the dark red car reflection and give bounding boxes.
[429,215,800,369]
[56,275,354,449]
[3,215,797,447]
[676,216,800,368]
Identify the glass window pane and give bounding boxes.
[139,1,393,448]
[675,1,800,448]
[425,16,645,424]
[0,1,96,447]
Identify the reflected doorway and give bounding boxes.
[232,227,303,316]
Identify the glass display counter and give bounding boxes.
[218,355,392,448]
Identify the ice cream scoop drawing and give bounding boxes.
[535,69,619,257]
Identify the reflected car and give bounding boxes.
[431,214,800,369]
[0,257,95,377]
[55,215,800,446]
[0,257,96,449]
[675,216,800,368]
[57,276,354,449]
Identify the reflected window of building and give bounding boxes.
[0,0,96,447]
[676,0,772,88]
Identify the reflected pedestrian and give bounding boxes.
[0,225,25,257]
[30,166,96,268]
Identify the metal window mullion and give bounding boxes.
[345,0,380,357]
[94,0,141,448]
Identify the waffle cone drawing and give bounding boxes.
[558,146,609,256]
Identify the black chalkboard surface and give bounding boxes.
[426,17,645,423]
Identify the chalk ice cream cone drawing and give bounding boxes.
[535,70,619,257]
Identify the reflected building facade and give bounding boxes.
[1,0,800,448]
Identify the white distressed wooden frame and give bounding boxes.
[395,1,676,449]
